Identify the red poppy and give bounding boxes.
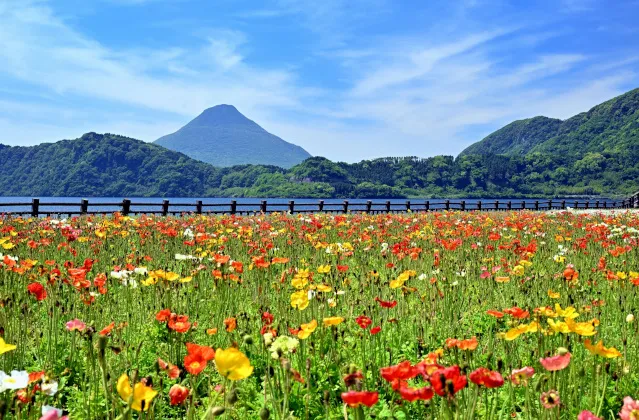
[430,366,467,397]
[169,384,190,405]
[185,342,215,361]
[336,265,349,272]
[27,282,47,301]
[486,310,504,318]
[380,361,419,385]
[356,315,372,329]
[341,391,379,408]
[370,326,382,335]
[398,384,434,402]
[168,315,191,333]
[99,322,115,336]
[262,312,274,325]
[156,309,172,322]
[375,297,398,308]
[469,367,504,388]
[184,352,207,375]
[158,358,181,379]
[503,307,529,319]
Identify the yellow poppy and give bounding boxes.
[584,339,622,358]
[554,304,580,319]
[215,348,253,381]
[547,319,570,334]
[512,265,524,276]
[317,265,331,274]
[0,338,17,355]
[291,276,308,289]
[566,318,598,336]
[298,319,318,339]
[547,289,561,299]
[323,316,344,327]
[316,284,332,292]
[495,276,511,283]
[116,374,158,412]
[290,290,309,310]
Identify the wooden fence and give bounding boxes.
[0,196,637,217]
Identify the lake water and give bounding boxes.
[0,197,625,215]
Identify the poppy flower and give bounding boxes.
[620,396,639,420]
[469,367,504,388]
[224,317,237,332]
[158,358,181,379]
[297,319,317,340]
[65,319,86,332]
[215,347,253,381]
[486,310,504,318]
[380,361,419,385]
[503,307,529,319]
[341,391,379,408]
[0,338,17,355]
[356,315,372,329]
[168,384,190,405]
[429,366,467,397]
[27,282,47,301]
[375,297,397,308]
[99,322,115,336]
[584,339,622,358]
[116,374,158,412]
[398,385,434,402]
[323,316,344,326]
[184,343,215,375]
[155,309,172,322]
[510,367,535,386]
[168,315,191,333]
[370,326,382,335]
[540,389,560,409]
[578,411,601,420]
[540,352,571,372]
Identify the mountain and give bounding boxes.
[459,88,639,158]
[0,133,220,196]
[155,105,311,168]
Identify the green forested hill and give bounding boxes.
[459,116,562,156]
[459,88,639,158]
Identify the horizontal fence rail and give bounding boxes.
[0,196,636,217]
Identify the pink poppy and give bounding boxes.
[620,396,639,420]
[578,411,601,420]
[65,319,86,332]
[510,366,535,385]
[539,353,570,372]
[540,390,560,409]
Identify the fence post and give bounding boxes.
[386,201,391,213]
[122,199,131,216]
[81,199,88,215]
[230,200,237,215]
[366,200,372,214]
[477,200,482,211]
[288,200,294,214]
[521,201,525,210]
[196,200,203,215]
[585,201,589,209]
[534,200,539,211]
[495,200,499,211]
[261,200,267,213]
[31,198,39,217]
[425,200,430,211]
[561,200,566,209]
[406,200,411,212]
[318,200,324,212]
[507,201,512,210]
[461,200,466,211]
[445,200,450,211]
[343,200,349,213]
[548,200,552,210]
[162,199,169,216]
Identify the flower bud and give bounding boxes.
[210,407,226,416]
[259,407,270,420]
[557,347,569,356]
[226,389,238,405]
[627,314,634,323]
[243,334,254,345]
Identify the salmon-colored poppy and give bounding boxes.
[341,391,379,408]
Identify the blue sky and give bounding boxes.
[0,0,638,162]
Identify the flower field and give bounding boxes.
[1,211,639,419]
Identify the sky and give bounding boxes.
[0,0,638,162]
